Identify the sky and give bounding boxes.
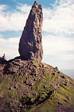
[0,0,74,77]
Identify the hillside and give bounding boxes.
[0,58,74,112]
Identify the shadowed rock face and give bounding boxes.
[19,1,43,61]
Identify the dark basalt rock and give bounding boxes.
[0,54,7,64]
[19,1,43,61]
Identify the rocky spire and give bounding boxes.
[19,1,43,61]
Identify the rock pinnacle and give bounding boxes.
[19,1,43,61]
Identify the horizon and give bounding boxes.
[0,0,74,78]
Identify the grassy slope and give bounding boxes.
[28,66,74,112]
[0,60,74,112]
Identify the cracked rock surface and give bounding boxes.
[19,1,43,61]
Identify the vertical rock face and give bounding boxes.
[19,1,43,61]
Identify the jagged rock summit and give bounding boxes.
[19,1,43,61]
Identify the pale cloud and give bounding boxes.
[43,4,74,33]
[0,4,7,12]
[0,4,30,31]
[43,35,74,55]
[58,0,74,5]
[0,12,24,31]
[42,35,74,70]
[17,4,31,13]
[0,37,19,59]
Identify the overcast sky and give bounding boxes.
[0,0,74,77]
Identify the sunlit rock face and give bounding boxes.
[19,1,43,61]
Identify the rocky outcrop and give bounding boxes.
[19,1,43,61]
[0,58,74,112]
[0,54,7,74]
[0,54,7,64]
